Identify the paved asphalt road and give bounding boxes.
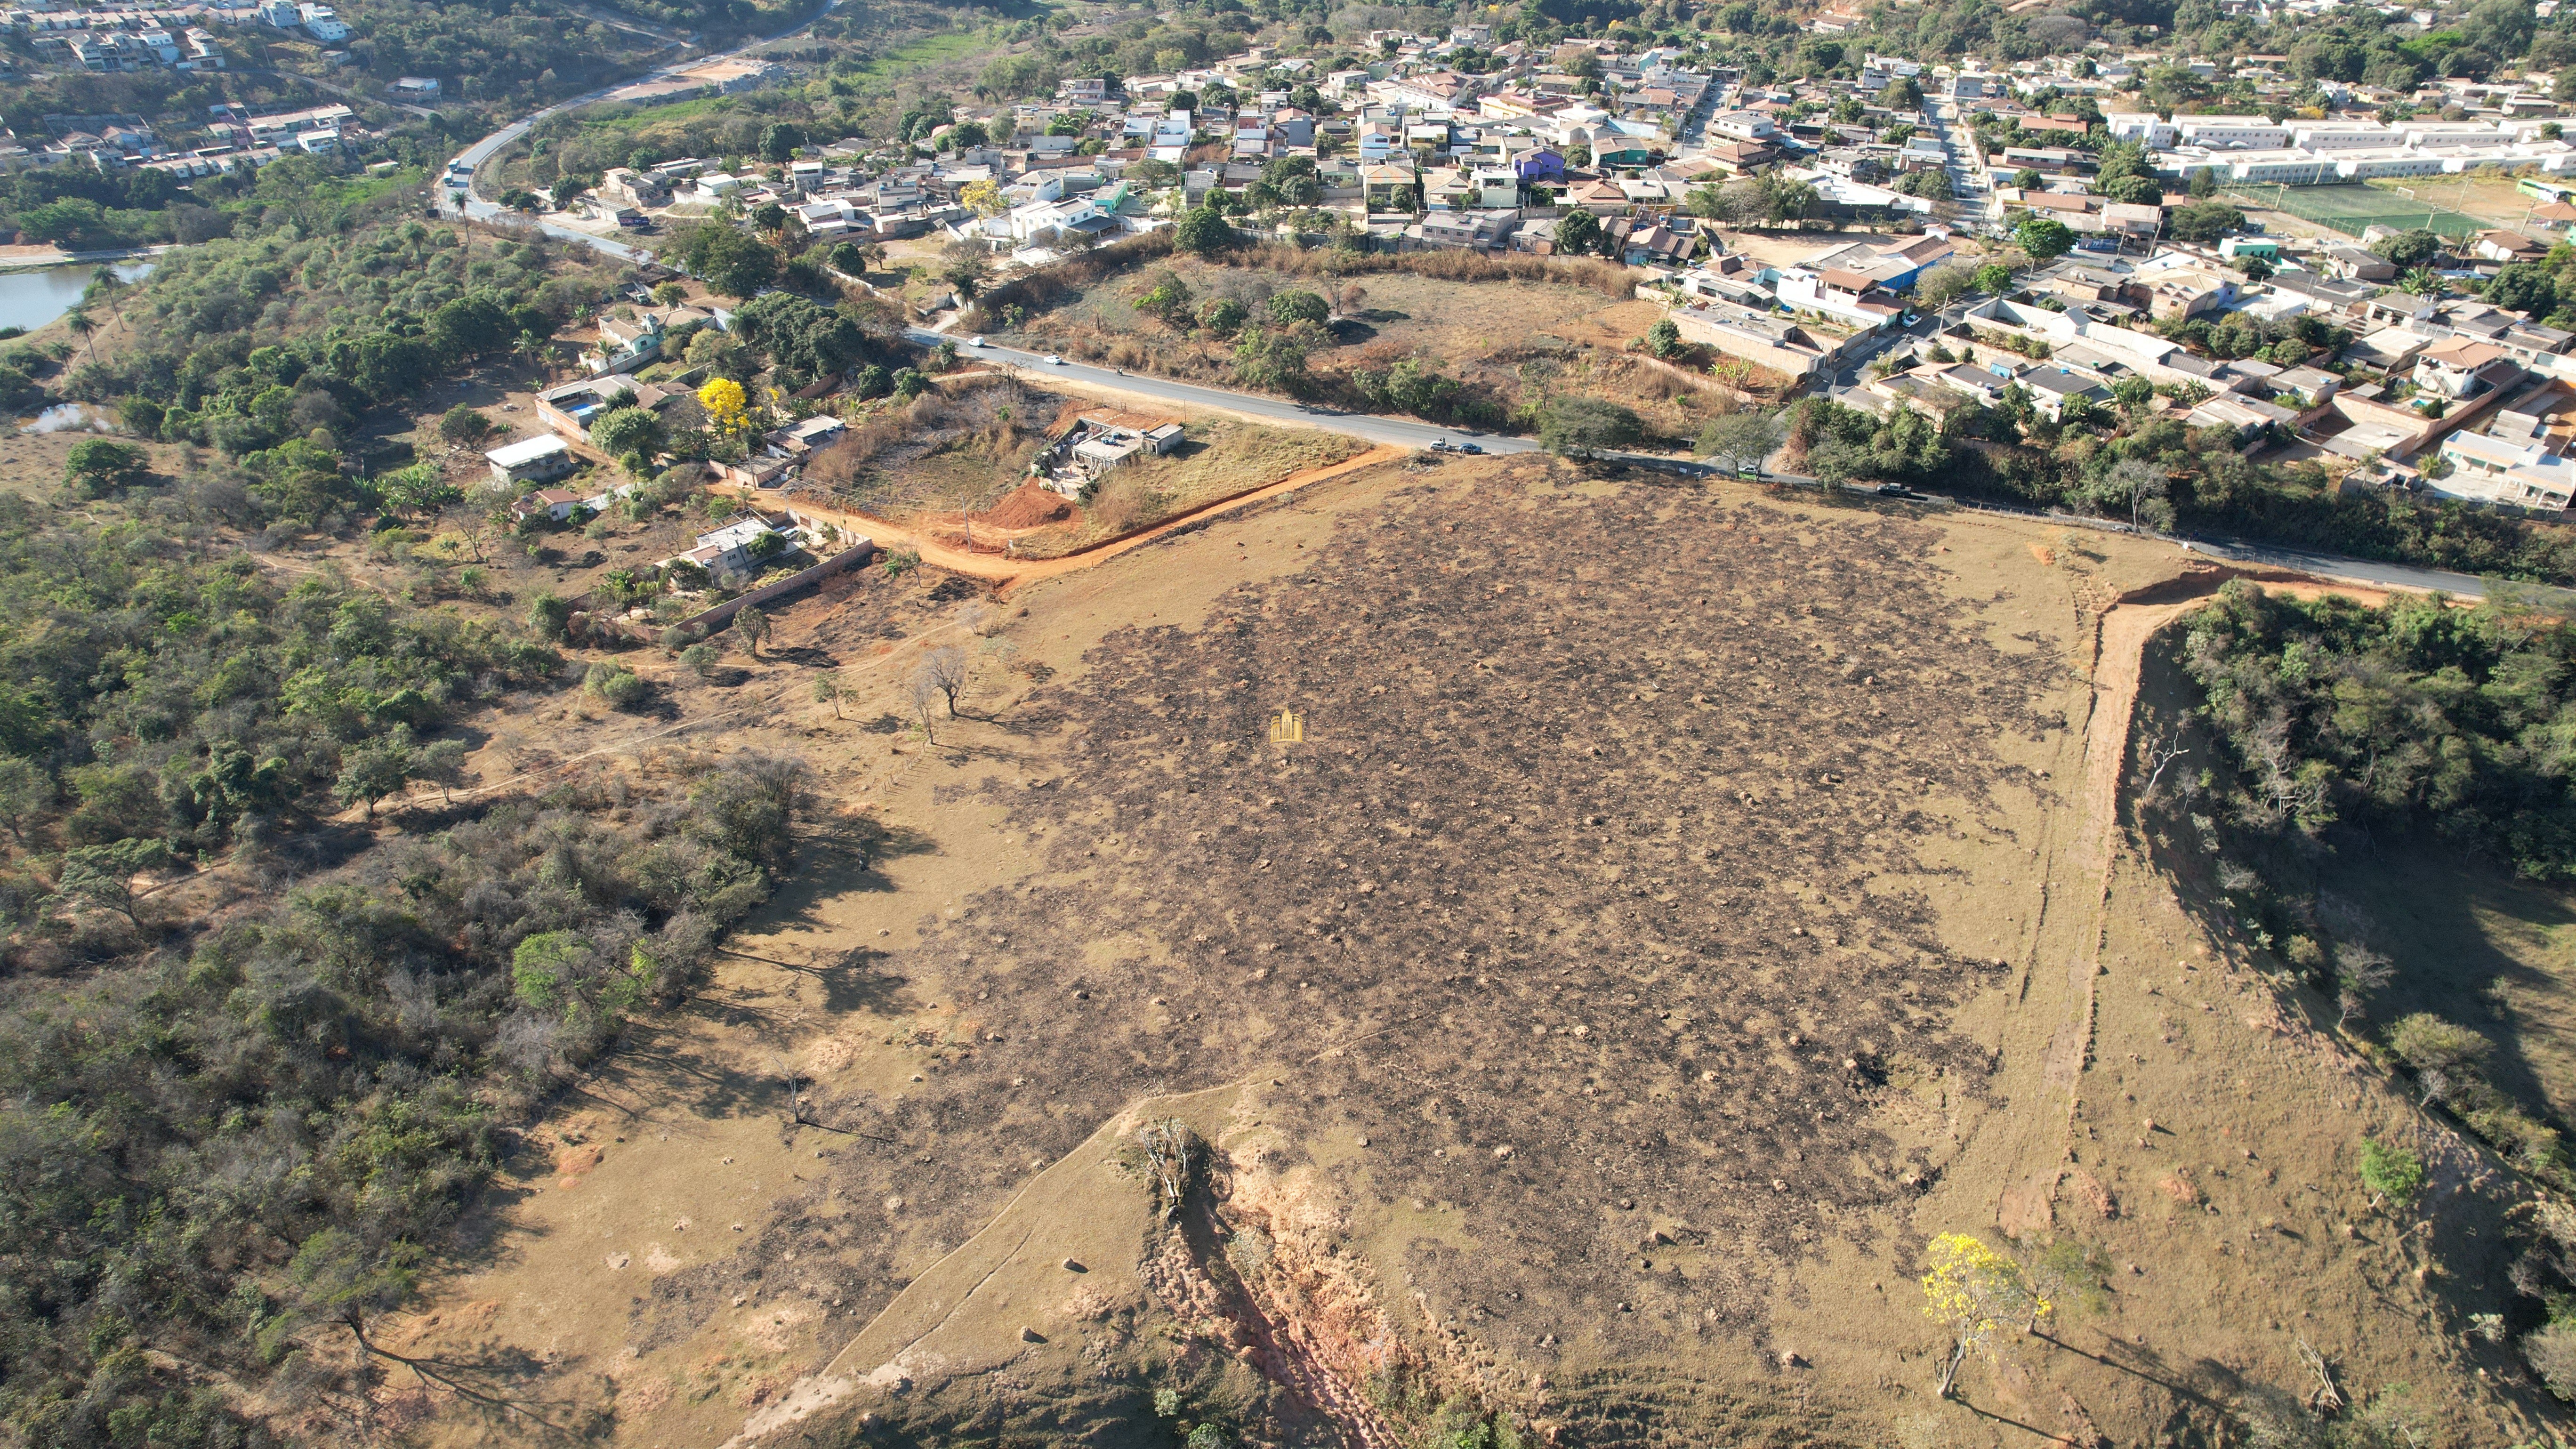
[438,0,841,260]
[911,331,1543,457]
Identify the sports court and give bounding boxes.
[2221,182,2485,239]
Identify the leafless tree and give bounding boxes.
[1136,1119,1201,1223]
[909,675,942,745]
[2137,733,2190,805]
[2333,943,2396,1028]
[917,645,970,716]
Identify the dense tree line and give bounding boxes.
[2181,585,2576,877]
[0,493,555,867]
[60,183,605,525]
[0,757,805,1447]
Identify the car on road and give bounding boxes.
[1426,439,1454,451]
[968,337,987,348]
[1875,482,1922,499]
[1043,354,1064,365]
[1458,442,1483,454]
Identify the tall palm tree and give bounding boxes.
[64,307,95,370]
[85,267,124,361]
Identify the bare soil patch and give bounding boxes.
[388,464,2552,1449]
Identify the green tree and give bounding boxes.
[2487,263,2560,318]
[1696,410,1784,473]
[1972,262,2015,295]
[286,1227,423,1355]
[1135,272,1195,327]
[1914,262,1977,311]
[2167,201,2246,245]
[527,592,574,641]
[2372,227,2442,268]
[2014,215,2076,261]
[64,438,147,496]
[334,734,419,819]
[583,662,648,709]
[1268,290,1330,327]
[676,224,781,298]
[437,404,495,446]
[588,405,665,470]
[1199,297,1249,335]
[1553,208,1602,256]
[760,122,808,162]
[378,462,461,521]
[734,604,771,657]
[1174,205,1235,255]
[51,837,172,926]
[2357,1138,2425,1207]
[1646,317,1682,358]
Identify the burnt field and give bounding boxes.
[669,468,2082,1441]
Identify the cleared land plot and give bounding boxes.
[1009,418,1366,557]
[802,378,1367,556]
[385,465,2553,1449]
[1003,258,1760,434]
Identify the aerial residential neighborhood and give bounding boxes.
[8,0,2576,1447]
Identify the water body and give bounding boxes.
[0,261,155,336]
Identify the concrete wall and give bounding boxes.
[679,541,877,636]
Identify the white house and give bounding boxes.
[2434,427,2576,509]
[296,3,349,41]
[487,435,574,487]
[672,514,797,577]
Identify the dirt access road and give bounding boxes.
[734,444,1403,593]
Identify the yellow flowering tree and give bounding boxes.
[698,376,748,436]
[1919,1232,2046,1399]
[960,178,1006,217]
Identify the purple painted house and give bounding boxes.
[1515,148,1567,184]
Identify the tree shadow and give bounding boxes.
[366,1338,602,1441]
[2030,1328,2236,1411]
[580,1012,776,1120]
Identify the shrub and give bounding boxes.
[2528,1320,2576,1402]
[583,662,647,709]
[2387,1013,2491,1075]
[1539,395,1644,458]
[2358,1139,2425,1205]
[526,592,574,641]
[437,404,495,445]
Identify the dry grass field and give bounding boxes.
[349,455,2571,1449]
[998,258,1781,439]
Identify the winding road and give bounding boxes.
[437,0,845,262]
